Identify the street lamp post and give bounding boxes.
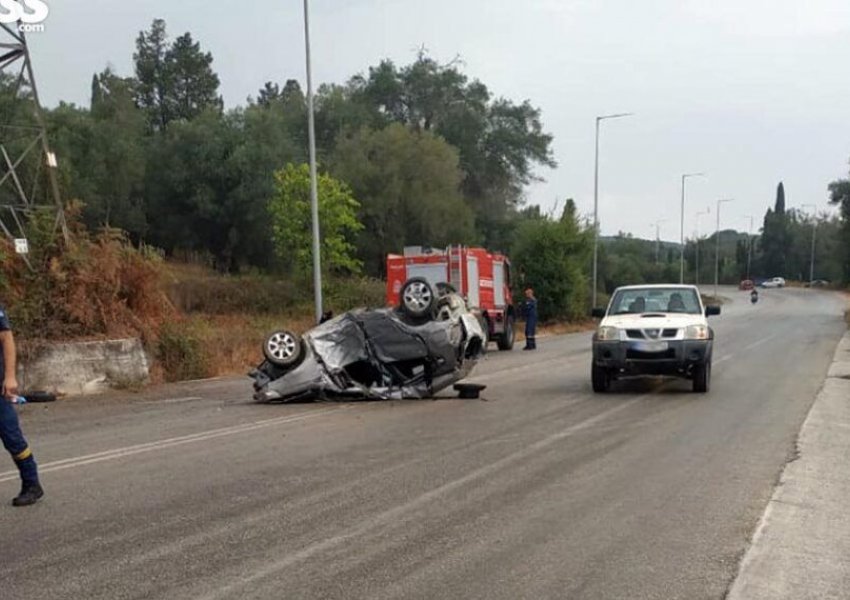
[679,172,706,283]
[802,204,817,283]
[694,208,710,287]
[592,112,633,308]
[714,199,733,298]
[303,0,323,323]
[651,219,666,264]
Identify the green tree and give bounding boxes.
[330,123,475,275]
[358,54,555,246]
[268,163,363,275]
[88,68,147,234]
[47,71,148,239]
[511,201,592,321]
[143,111,243,271]
[256,81,281,107]
[759,181,790,277]
[828,172,850,281]
[134,18,171,131]
[133,19,221,130]
[166,32,223,122]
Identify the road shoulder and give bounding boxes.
[728,331,850,600]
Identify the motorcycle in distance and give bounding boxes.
[750,289,759,304]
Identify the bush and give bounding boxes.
[166,268,385,316]
[0,208,174,340]
[511,202,592,322]
[156,320,213,382]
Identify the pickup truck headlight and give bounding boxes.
[596,326,620,341]
[684,324,710,340]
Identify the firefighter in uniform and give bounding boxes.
[522,287,538,350]
[0,305,44,506]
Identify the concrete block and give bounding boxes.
[18,338,150,397]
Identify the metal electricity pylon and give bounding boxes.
[0,21,67,267]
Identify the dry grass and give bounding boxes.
[0,224,174,342]
[150,263,385,381]
[539,319,596,336]
[197,313,317,378]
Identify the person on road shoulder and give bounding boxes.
[0,306,44,507]
[522,287,538,350]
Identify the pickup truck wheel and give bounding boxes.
[592,363,611,393]
[692,361,711,393]
[497,315,515,351]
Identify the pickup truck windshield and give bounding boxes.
[609,288,702,315]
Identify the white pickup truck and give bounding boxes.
[591,285,721,393]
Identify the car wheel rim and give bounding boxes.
[403,282,432,312]
[267,332,297,361]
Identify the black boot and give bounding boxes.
[12,482,44,507]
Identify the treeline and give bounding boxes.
[4,17,847,328]
[600,181,847,293]
[39,19,554,275]
[829,170,850,281]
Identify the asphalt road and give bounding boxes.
[1,287,845,600]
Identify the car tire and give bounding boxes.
[263,330,304,368]
[592,363,611,393]
[400,277,436,320]
[692,361,711,393]
[497,315,515,351]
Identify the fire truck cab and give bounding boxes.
[386,245,516,351]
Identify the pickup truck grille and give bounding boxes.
[627,348,676,360]
[626,328,679,340]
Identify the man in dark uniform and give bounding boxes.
[0,305,44,506]
[522,287,538,350]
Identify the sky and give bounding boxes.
[25,0,850,241]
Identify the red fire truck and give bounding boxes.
[386,245,516,350]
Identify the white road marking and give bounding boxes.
[195,394,652,600]
[740,332,781,353]
[0,408,343,484]
[144,396,203,405]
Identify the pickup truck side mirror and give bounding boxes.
[705,305,721,317]
[591,308,606,319]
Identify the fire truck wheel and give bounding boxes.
[497,315,516,351]
[400,277,436,320]
[263,330,304,368]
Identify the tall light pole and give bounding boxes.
[695,207,710,287]
[592,112,633,307]
[679,172,706,283]
[714,198,733,298]
[303,0,323,323]
[743,215,754,281]
[802,204,817,283]
[651,219,666,264]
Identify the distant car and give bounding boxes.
[805,279,830,288]
[739,279,754,290]
[761,277,786,288]
[590,284,721,394]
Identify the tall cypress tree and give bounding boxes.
[759,181,789,277]
[776,181,786,215]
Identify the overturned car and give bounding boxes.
[249,278,488,402]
